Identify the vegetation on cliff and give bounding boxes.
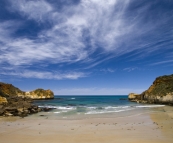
[129,74,173,105]
[25,88,54,99]
[145,74,173,97]
[0,82,25,97]
[0,82,54,99]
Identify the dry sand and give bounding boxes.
[0,106,173,143]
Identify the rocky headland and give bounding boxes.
[0,82,54,117]
[0,82,54,99]
[128,74,173,105]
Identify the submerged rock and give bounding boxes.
[119,98,127,100]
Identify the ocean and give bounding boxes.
[33,95,165,119]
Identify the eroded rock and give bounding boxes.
[129,74,173,105]
[0,96,8,104]
[0,82,54,100]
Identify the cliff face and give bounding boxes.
[25,89,54,99]
[0,96,8,104]
[0,82,54,100]
[0,82,55,117]
[128,74,173,105]
[0,82,25,97]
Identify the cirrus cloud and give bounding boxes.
[0,0,173,80]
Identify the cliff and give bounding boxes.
[0,82,25,97]
[0,82,54,99]
[0,82,55,117]
[128,74,173,105]
[25,89,54,99]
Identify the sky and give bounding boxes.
[0,0,173,95]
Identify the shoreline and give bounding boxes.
[1,105,173,143]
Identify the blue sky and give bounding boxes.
[0,0,173,95]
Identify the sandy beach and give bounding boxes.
[0,105,173,143]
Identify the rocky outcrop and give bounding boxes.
[128,74,173,105]
[0,82,54,99]
[25,89,54,99]
[0,96,8,104]
[0,95,55,117]
[0,82,25,97]
[128,93,141,100]
[0,82,55,117]
[0,96,41,117]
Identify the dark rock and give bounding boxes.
[119,98,127,100]
[42,107,55,112]
[0,96,42,117]
[0,82,55,117]
[0,108,4,116]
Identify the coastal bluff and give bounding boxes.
[0,82,54,117]
[128,74,173,105]
[0,82,54,99]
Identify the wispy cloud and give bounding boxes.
[100,68,116,73]
[150,60,173,66]
[9,0,53,22]
[0,69,86,80]
[0,0,173,79]
[123,67,139,72]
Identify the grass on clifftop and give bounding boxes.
[147,74,173,96]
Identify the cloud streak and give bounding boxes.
[0,0,173,79]
[0,69,86,80]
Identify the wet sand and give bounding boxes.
[0,106,173,143]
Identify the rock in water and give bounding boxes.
[128,74,173,105]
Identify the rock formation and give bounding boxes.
[0,82,54,99]
[0,82,55,117]
[0,82,25,97]
[128,93,141,100]
[0,96,41,117]
[0,96,8,104]
[128,74,173,105]
[25,89,54,99]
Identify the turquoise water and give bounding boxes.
[33,96,164,118]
